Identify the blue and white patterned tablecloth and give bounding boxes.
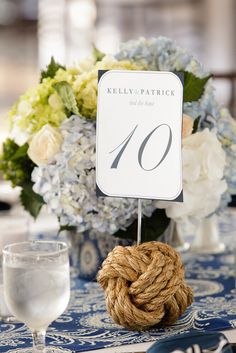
[1,210,236,353]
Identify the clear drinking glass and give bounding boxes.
[2,241,70,353]
[0,215,29,321]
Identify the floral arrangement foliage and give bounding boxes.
[1,37,236,240]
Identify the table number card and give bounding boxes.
[96,70,183,201]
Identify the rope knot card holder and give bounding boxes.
[97,241,193,330]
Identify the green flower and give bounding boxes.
[73,55,144,119]
[9,68,80,142]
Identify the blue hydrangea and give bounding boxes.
[32,115,156,233]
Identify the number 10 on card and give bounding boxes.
[96,70,183,201]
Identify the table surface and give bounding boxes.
[1,209,236,353]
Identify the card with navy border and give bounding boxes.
[96,70,183,201]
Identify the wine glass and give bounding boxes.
[2,241,70,352]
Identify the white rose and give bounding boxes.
[155,129,227,224]
[28,124,63,166]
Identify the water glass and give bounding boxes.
[2,241,70,353]
[0,215,29,320]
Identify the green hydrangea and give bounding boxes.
[73,55,144,119]
[9,67,80,141]
[8,56,143,141]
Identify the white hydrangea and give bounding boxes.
[155,129,227,225]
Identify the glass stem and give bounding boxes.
[32,329,46,352]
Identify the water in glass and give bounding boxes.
[2,241,70,352]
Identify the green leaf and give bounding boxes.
[2,138,19,159]
[20,183,44,218]
[114,209,170,243]
[183,71,211,102]
[58,224,77,235]
[11,143,29,160]
[53,81,79,115]
[0,139,35,187]
[40,57,65,82]
[92,45,105,62]
[192,115,201,134]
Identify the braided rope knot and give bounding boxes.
[97,241,193,331]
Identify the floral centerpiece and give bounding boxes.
[1,37,236,246]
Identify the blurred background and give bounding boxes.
[0,0,235,124]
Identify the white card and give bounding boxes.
[96,70,183,201]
